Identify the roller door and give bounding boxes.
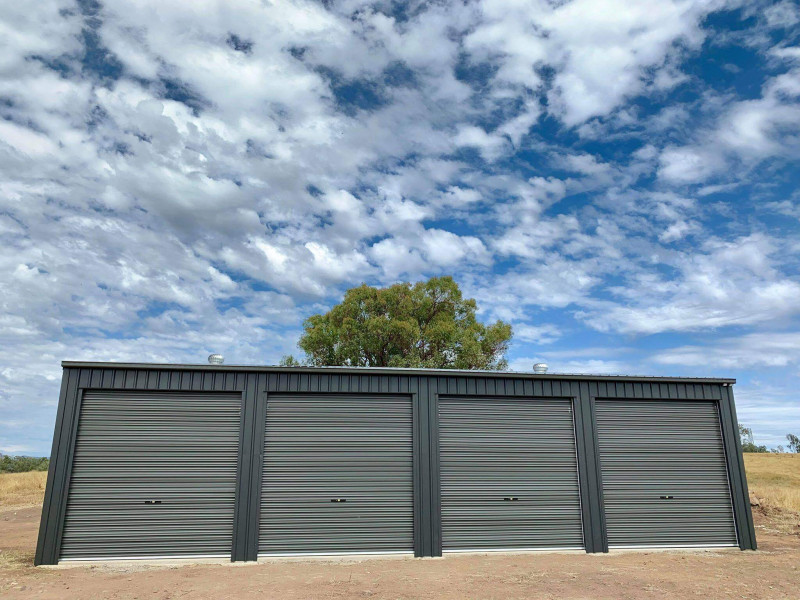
[259,395,414,555]
[60,391,242,560]
[439,398,584,551]
[595,400,737,548]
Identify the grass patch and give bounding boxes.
[744,453,800,512]
[0,471,48,509]
[744,453,800,535]
[0,549,35,569]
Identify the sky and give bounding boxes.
[1,0,800,456]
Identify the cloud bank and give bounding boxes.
[2,0,800,452]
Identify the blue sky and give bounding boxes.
[2,0,800,455]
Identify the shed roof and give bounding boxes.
[61,361,736,385]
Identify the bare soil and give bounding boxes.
[1,505,798,599]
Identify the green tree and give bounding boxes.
[787,433,800,453]
[0,454,49,473]
[298,276,513,369]
[738,425,768,453]
[279,354,304,366]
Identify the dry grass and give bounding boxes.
[0,550,34,569]
[0,471,48,509]
[744,452,800,535]
[745,453,800,512]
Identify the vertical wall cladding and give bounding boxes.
[35,365,755,565]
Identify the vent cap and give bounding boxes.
[208,354,224,365]
[532,363,548,374]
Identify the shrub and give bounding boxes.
[0,454,50,473]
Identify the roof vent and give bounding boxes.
[208,354,224,365]
[533,363,548,374]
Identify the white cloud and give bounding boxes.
[717,82,800,158]
[658,147,724,183]
[582,234,800,334]
[305,241,372,283]
[653,332,800,369]
[369,237,427,280]
[764,200,800,221]
[0,0,83,74]
[493,214,581,259]
[508,356,629,375]
[368,228,491,280]
[462,0,717,128]
[513,323,561,345]
[454,125,510,161]
[735,383,800,448]
[1,0,798,455]
[658,219,698,242]
[439,186,484,206]
[541,0,714,125]
[764,1,800,29]
[0,121,59,157]
[557,153,614,177]
[0,444,38,455]
[477,256,601,316]
[658,48,800,183]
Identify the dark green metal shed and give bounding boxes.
[35,362,755,564]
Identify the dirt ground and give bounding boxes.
[0,505,797,599]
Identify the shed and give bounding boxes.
[35,362,756,564]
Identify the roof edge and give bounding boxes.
[60,361,736,384]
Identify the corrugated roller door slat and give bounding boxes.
[439,398,584,551]
[59,391,242,560]
[595,400,737,548]
[259,395,414,554]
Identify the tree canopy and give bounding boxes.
[738,425,800,453]
[0,454,49,473]
[739,425,768,453]
[296,276,512,370]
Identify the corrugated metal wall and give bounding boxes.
[34,364,756,565]
[259,395,414,554]
[595,400,738,548]
[60,391,241,559]
[439,397,583,551]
